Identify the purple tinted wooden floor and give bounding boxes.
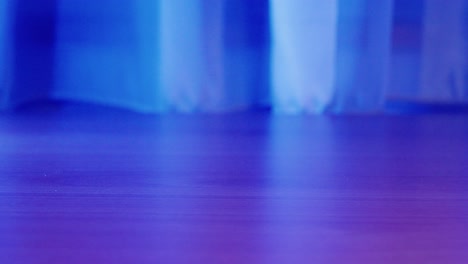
[0,104,467,264]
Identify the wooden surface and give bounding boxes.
[0,103,467,263]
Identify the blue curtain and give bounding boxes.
[1,0,467,113]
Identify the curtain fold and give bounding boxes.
[0,0,8,106]
[331,0,393,113]
[420,0,468,101]
[1,0,467,113]
[271,0,338,113]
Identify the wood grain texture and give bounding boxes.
[0,103,467,263]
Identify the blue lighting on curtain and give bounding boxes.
[1,1,467,113]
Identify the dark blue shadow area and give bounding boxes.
[393,0,425,25]
[10,0,58,106]
[223,0,271,107]
[52,0,147,109]
[385,101,468,114]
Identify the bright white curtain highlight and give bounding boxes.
[271,0,393,113]
[271,0,338,113]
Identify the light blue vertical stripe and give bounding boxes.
[271,0,338,113]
